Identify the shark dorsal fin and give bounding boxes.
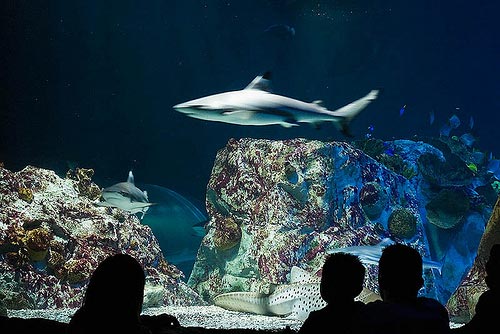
[290,266,318,284]
[127,170,135,184]
[312,100,324,106]
[244,71,272,92]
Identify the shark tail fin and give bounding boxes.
[330,89,380,137]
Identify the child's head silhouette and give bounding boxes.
[320,252,365,304]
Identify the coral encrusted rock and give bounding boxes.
[446,195,500,323]
[188,138,493,322]
[189,138,437,303]
[0,165,204,310]
[388,207,417,240]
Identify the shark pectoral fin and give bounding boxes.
[95,201,115,208]
[280,119,299,128]
[221,110,257,120]
[356,287,382,303]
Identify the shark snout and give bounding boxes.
[173,102,190,113]
[173,102,208,114]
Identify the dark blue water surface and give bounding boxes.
[2,0,499,207]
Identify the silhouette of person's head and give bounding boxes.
[69,253,146,333]
[485,244,500,291]
[378,243,423,302]
[320,252,365,304]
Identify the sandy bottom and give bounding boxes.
[8,306,464,331]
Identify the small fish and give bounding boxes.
[429,111,435,125]
[399,104,406,116]
[487,159,500,174]
[439,123,452,137]
[469,116,474,129]
[383,142,395,156]
[466,163,478,174]
[365,124,374,138]
[470,151,485,164]
[460,133,476,147]
[96,170,155,219]
[449,114,461,129]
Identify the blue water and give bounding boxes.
[2,1,499,277]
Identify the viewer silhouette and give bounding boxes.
[298,252,366,334]
[453,243,500,333]
[68,253,178,334]
[355,243,450,334]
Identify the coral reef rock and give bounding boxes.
[0,165,204,310]
[446,196,500,323]
[188,138,493,322]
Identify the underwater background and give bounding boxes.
[1,0,499,293]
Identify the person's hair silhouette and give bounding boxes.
[68,253,149,334]
[356,242,450,334]
[378,243,424,302]
[453,243,500,333]
[298,252,366,334]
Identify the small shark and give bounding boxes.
[96,170,155,219]
[326,238,443,274]
[173,72,379,137]
[213,266,380,320]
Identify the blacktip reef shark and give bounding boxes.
[173,72,379,137]
[326,238,443,274]
[96,170,155,220]
[213,266,380,320]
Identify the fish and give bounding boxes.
[173,72,379,137]
[96,170,155,219]
[487,159,500,180]
[466,163,478,174]
[326,238,443,274]
[448,114,461,128]
[469,116,474,129]
[365,124,375,138]
[213,266,380,320]
[383,142,395,156]
[439,114,461,137]
[399,104,406,116]
[139,184,207,278]
[429,111,435,125]
[459,133,476,147]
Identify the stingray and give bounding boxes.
[138,184,207,279]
